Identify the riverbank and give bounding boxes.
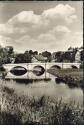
[47,68,83,88]
[0,80,83,125]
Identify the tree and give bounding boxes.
[68,46,73,51]
[14,53,32,63]
[24,50,29,55]
[55,51,63,62]
[29,50,33,55]
[5,46,14,55]
[41,51,52,62]
[33,51,38,55]
[80,50,84,62]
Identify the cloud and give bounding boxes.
[0,35,14,47]
[0,4,77,38]
[4,4,77,38]
[54,25,71,33]
[69,31,83,47]
[0,24,13,34]
[43,4,75,16]
[13,33,57,52]
[14,30,82,52]
[0,23,32,39]
[42,4,77,24]
[49,25,71,40]
[38,33,56,42]
[0,3,82,52]
[8,11,41,25]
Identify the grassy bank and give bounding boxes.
[47,68,83,88]
[0,80,84,125]
[48,68,83,80]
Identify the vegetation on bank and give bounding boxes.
[0,45,83,125]
[48,68,83,80]
[0,81,84,125]
[47,68,83,88]
[0,45,83,65]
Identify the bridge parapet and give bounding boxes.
[45,62,80,69]
[3,62,81,79]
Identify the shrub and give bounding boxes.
[3,86,14,94]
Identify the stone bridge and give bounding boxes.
[3,62,81,79]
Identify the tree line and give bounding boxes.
[0,45,83,66]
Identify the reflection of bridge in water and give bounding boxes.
[3,62,81,80]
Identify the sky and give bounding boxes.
[0,1,83,53]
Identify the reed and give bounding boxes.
[0,80,84,125]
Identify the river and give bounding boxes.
[1,76,83,107]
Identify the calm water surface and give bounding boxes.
[0,77,83,106]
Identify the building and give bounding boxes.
[75,48,83,63]
[32,54,48,63]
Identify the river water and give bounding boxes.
[1,76,83,106]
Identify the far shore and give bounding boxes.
[47,68,83,88]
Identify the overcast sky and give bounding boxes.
[0,1,83,53]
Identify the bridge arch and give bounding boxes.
[32,65,45,76]
[10,66,27,76]
[50,65,61,70]
[71,65,78,69]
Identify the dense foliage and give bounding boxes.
[0,45,83,65]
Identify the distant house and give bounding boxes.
[75,48,83,62]
[11,58,16,64]
[51,52,57,62]
[32,54,48,63]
